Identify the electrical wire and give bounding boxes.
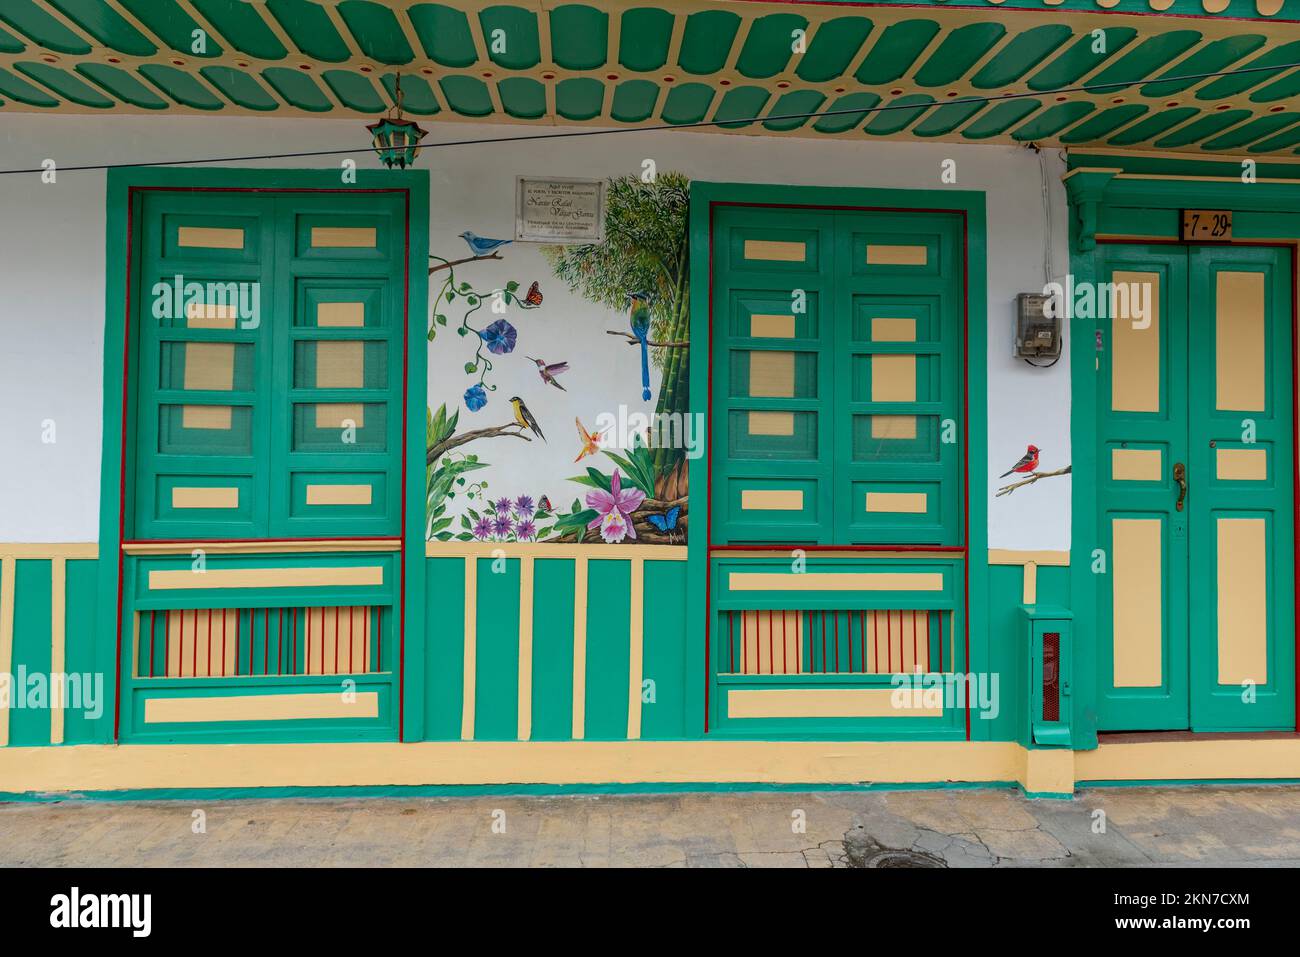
[1,58,1298,175]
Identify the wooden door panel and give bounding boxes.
[1096,247,1189,730]
[1188,247,1295,730]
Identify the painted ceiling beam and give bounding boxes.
[0,0,1297,156]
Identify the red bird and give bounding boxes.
[1000,444,1040,478]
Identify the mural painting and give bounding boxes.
[426,173,690,545]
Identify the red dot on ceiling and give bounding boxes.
[298,63,312,70]
[542,72,555,80]
[1165,101,1179,107]
[719,79,731,86]
[890,88,903,96]
[1270,105,1285,113]
[1112,97,1124,104]
[663,76,675,83]
[606,73,618,81]
[360,66,373,73]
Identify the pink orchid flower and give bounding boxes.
[586,469,646,543]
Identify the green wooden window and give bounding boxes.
[711,206,964,545]
[131,191,407,539]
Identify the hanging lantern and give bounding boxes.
[368,75,428,169]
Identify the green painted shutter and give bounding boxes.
[132,191,406,539]
[711,205,964,544]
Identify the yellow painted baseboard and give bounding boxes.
[0,741,1024,793]
[1,737,1298,797]
[1076,738,1300,783]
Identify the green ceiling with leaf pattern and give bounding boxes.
[2,0,1300,154]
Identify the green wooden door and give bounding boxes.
[1097,243,1294,731]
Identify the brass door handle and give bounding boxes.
[1173,462,1187,512]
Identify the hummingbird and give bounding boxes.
[458,230,512,257]
[509,396,545,442]
[574,418,606,462]
[527,356,569,391]
[999,444,1041,478]
[626,290,654,401]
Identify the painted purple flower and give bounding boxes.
[464,383,488,412]
[585,469,646,544]
[471,515,492,541]
[479,319,517,355]
[516,518,537,541]
[514,494,535,519]
[493,496,513,515]
[492,513,514,539]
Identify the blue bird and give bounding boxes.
[626,290,654,401]
[458,230,512,257]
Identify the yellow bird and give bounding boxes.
[509,396,545,442]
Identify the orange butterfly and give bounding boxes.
[522,281,543,307]
[574,418,606,462]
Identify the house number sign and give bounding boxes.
[1181,209,1233,242]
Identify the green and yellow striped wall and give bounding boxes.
[423,542,691,741]
[2,1,1300,154]
[0,542,692,745]
[0,545,104,747]
[0,542,1067,749]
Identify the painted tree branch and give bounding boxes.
[996,465,1072,497]
[428,251,502,274]
[605,330,690,348]
[427,423,530,466]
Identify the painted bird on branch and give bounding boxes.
[527,356,569,391]
[509,396,546,442]
[458,230,512,257]
[625,290,654,401]
[999,444,1040,478]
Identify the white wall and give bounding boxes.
[0,114,1071,548]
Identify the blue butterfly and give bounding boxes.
[646,505,681,534]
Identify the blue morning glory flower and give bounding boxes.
[464,383,488,411]
[479,319,517,355]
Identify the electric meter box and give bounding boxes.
[1014,292,1061,360]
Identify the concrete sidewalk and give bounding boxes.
[1,785,1297,867]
